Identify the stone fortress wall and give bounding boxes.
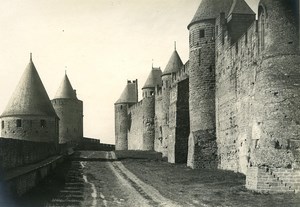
[115,0,300,193]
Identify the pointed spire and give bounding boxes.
[54,73,77,99]
[142,66,162,89]
[30,53,32,62]
[1,57,58,118]
[162,45,183,76]
[174,41,177,51]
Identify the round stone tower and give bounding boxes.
[249,0,300,169]
[161,44,183,157]
[142,67,162,150]
[115,80,138,150]
[187,0,234,168]
[51,74,83,146]
[0,54,59,143]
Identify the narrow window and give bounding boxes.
[16,119,21,127]
[200,29,205,38]
[1,121,4,129]
[41,119,46,128]
[258,6,266,51]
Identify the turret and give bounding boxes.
[114,80,138,150]
[161,43,183,157]
[0,54,59,143]
[51,73,83,146]
[140,67,162,150]
[142,66,162,98]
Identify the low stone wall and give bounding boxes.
[2,155,64,197]
[246,167,300,193]
[0,138,58,171]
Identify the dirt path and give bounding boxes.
[107,151,179,207]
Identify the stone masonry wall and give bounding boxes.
[0,138,57,171]
[188,19,218,169]
[215,0,300,193]
[127,96,155,151]
[114,103,128,150]
[128,101,143,150]
[142,96,155,151]
[215,16,259,174]
[0,116,58,143]
[154,91,164,153]
[52,99,83,145]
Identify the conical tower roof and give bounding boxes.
[54,74,77,99]
[142,67,162,89]
[188,0,234,29]
[1,55,58,118]
[115,81,138,104]
[188,0,255,29]
[228,0,255,16]
[162,49,183,76]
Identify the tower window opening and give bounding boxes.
[16,119,21,127]
[200,29,205,38]
[1,121,4,129]
[258,5,266,51]
[40,119,46,128]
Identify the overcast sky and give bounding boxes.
[0,0,259,144]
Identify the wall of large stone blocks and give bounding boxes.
[127,96,155,151]
[215,18,259,174]
[154,92,164,153]
[0,116,58,143]
[246,167,300,193]
[128,101,143,150]
[0,138,57,171]
[52,99,83,145]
